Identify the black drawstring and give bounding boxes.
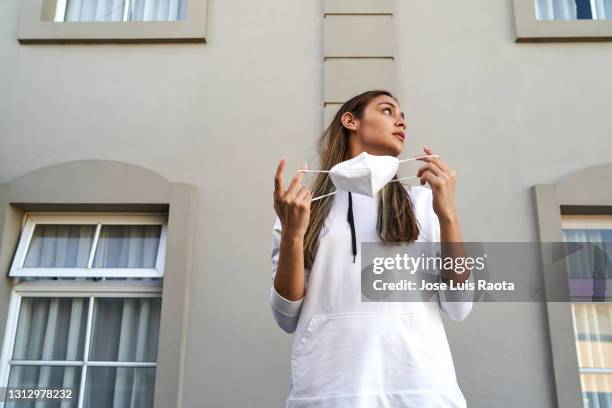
[347,191,357,263]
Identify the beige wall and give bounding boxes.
[1,0,612,406]
[394,2,612,406]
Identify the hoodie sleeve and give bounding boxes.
[430,197,475,322]
[269,216,304,333]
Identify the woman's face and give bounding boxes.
[343,95,407,157]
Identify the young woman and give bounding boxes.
[270,90,475,407]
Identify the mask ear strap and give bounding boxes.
[392,176,419,183]
[398,154,439,164]
[311,190,337,202]
[294,169,334,200]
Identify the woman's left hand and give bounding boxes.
[416,145,458,224]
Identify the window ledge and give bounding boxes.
[513,0,612,42]
[12,279,163,293]
[18,0,208,44]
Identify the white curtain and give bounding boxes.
[85,297,160,408]
[7,297,160,408]
[8,297,87,408]
[60,299,85,408]
[572,303,612,408]
[563,229,612,279]
[593,0,612,18]
[24,225,94,269]
[65,0,126,22]
[131,0,186,21]
[536,0,612,19]
[64,0,186,22]
[93,225,160,269]
[535,0,578,19]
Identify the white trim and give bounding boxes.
[15,216,35,269]
[8,360,83,366]
[82,361,156,368]
[9,213,168,278]
[8,360,157,367]
[87,224,102,269]
[0,291,21,399]
[13,280,162,294]
[77,296,93,408]
[155,223,168,274]
[13,268,163,278]
[579,367,612,374]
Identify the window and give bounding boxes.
[0,289,161,408]
[17,0,207,43]
[0,212,166,408]
[513,0,612,41]
[562,215,612,408]
[54,0,187,22]
[535,0,612,20]
[9,214,167,279]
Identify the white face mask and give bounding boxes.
[300,152,439,201]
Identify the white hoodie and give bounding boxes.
[269,185,475,408]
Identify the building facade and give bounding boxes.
[1,0,612,406]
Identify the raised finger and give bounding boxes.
[274,159,286,198]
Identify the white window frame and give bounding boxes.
[9,213,168,279]
[561,215,612,385]
[18,0,207,44]
[0,280,162,408]
[513,0,612,41]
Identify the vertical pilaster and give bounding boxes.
[323,0,397,127]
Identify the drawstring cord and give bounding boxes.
[347,191,357,263]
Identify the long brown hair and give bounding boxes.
[303,90,420,269]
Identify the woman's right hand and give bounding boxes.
[274,159,311,239]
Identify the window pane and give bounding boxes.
[24,225,95,268]
[535,0,612,20]
[65,0,127,22]
[13,298,89,361]
[581,374,612,408]
[572,303,612,369]
[131,0,187,21]
[63,0,187,22]
[89,298,161,362]
[84,367,155,408]
[5,365,81,408]
[562,229,612,283]
[92,225,161,269]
